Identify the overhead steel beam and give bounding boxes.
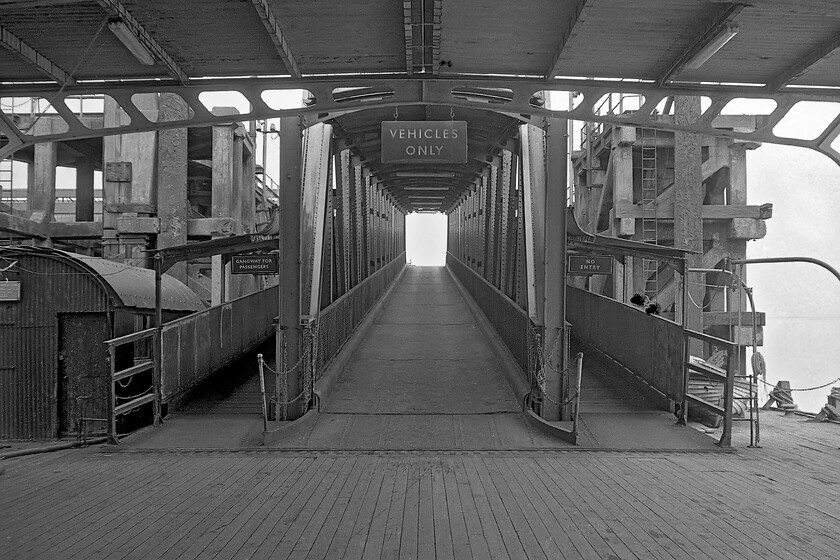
[0,25,75,86]
[546,0,591,80]
[94,0,189,83]
[767,29,840,91]
[403,0,441,76]
[656,3,744,87]
[250,0,302,79]
[3,77,840,166]
[402,0,414,75]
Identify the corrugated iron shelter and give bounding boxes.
[0,246,204,439]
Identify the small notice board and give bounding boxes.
[0,281,21,301]
[567,256,613,275]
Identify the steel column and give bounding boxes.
[542,117,569,421]
[277,116,304,420]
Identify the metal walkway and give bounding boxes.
[267,266,570,450]
[124,266,716,452]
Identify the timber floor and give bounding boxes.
[1,412,839,559]
[2,266,839,558]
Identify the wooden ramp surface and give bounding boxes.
[1,413,839,559]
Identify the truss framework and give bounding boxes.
[2,78,840,165]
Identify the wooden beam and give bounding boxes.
[94,0,189,83]
[402,0,414,75]
[546,0,591,79]
[47,221,103,239]
[249,0,302,78]
[187,217,238,237]
[117,216,159,234]
[656,4,745,86]
[0,212,47,238]
[704,311,766,327]
[614,203,773,220]
[0,25,75,85]
[403,0,441,75]
[767,28,840,91]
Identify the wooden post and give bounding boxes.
[278,116,304,420]
[75,156,95,222]
[212,124,235,305]
[674,97,704,353]
[29,139,57,223]
[107,345,119,445]
[156,93,189,283]
[153,256,163,426]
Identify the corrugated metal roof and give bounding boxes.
[68,252,206,312]
[1,246,205,312]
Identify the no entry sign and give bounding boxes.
[568,256,613,275]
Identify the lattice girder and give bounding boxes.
[2,78,840,166]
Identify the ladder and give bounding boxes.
[639,127,659,299]
[0,158,13,211]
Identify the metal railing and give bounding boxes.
[314,254,405,380]
[160,286,278,405]
[683,329,736,447]
[447,253,537,387]
[105,327,159,444]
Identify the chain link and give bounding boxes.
[759,377,840,392]
[261,320,320,421]
[532,326,567,397]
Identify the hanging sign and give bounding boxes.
[231,254,278,275]
[568,256,613,275]
[381,121,468,164]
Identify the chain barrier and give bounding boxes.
[527,324,583,412]
[531,326,567,399]
[259,320,320,421]
[759,377,840,392]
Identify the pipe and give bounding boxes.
[731,256,840,285]
[0,437,108,461]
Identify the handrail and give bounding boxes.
[572,352,583,439]
[105,327,157,348]
[682,329,736,447]
[104,329,159,444]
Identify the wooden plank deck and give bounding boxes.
[2,412,838,560]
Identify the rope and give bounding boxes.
[540,390,579,407]
[686,285,722,310]
[115,388,154,402]
[759,377,840,392]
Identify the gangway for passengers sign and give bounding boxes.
[381,121,468,164]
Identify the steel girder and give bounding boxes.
[2,78,840,165]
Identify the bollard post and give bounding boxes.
[257,354,268,433]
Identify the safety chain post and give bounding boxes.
[276,325,289,422]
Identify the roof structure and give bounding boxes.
[565,209,692,272]
[1,246,205,311]
[2,1,840,209]
[1,1,838,89]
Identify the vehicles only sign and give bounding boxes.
[381,121,468,164]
